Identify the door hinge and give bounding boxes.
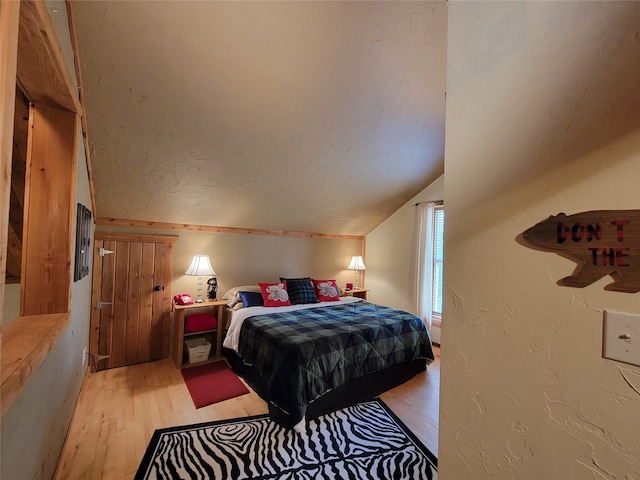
[99,247,114,256]
[96,301,112,309]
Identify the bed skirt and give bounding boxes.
[223,347,427,428]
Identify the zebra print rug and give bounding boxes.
[135,398,437,480]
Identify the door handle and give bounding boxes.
[154,285,163,291]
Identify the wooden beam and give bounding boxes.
[94,232,179,244]
[66,0,97,217]
[16,0,81,113]
[95,217,365,241]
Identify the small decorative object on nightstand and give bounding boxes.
[207,277,218,300]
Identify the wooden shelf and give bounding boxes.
[171,300,226,368]
[183,331,217,366]
[343,288,369,300]
[184,328,217,337]
[1,313,70,417]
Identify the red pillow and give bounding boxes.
[259,281,292,307]
[312,279,340,302]
[184,313,218,333]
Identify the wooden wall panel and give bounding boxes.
[137,242,154,362]
[21,103,77,315]
[125,243,142,365]
[110,242,129,368]
[6,88,28,284]
[96,240,115,370]
[0,0,20,319]
[152,242,169,359]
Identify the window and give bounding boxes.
[414,201,443,330]
[431,205,444,318]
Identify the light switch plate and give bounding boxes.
[603,310,640,366]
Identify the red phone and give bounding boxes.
[173,293,194,306]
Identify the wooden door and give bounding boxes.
[90,233,177,371]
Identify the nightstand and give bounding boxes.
[172,300,226,368]
[344,288,369,300]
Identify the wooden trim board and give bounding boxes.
[96,217,364,241]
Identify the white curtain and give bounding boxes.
[414,202,435,331]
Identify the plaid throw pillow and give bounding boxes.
[280,277,318,304]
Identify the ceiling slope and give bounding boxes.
[71,1,446,236]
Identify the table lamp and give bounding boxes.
[185,254,215,303]
[347,255,366,290]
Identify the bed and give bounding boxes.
[222,283,434,431]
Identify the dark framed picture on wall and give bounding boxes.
[74,203,92,282]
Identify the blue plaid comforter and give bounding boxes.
[236,301,434,427]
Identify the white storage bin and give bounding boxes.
[184,337,212,364]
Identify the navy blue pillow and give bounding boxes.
[238,290,264,308]
[280,277,318,304]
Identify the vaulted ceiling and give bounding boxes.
[71,1,447,236]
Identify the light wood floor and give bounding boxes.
[54,347,440,480]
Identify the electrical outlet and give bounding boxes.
[603,310,640,366]
[82,346,87,366]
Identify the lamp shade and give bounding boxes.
[185,255,215,276]
[347,256,366,271]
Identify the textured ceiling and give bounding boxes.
[71,1,447,236]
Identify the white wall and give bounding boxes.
[171,231,362,297]
[366,175,444,343]
[441,2,640,478]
